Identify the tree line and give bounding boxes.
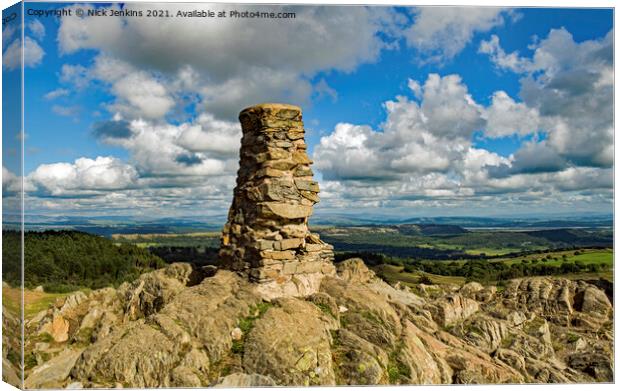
[2,230,166,292]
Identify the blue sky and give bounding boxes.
[2,2,614,219]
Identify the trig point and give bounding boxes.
[220,103,336,299]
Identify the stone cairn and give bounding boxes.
[220,103,336,298]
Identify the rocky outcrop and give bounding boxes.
[215,373,277,387]
[501,278,576,325]
[19,260,614,388]
[24,349,84,389]
[2,304,21,388]
[428,294,479,327]
[219,103,335,299]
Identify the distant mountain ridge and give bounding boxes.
[396,224,469,236]
[6,213,612,237]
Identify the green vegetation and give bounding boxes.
[2,230,166,292]
[5,222,610,299]
[500,334,516,349]
[110,226,612,283]
[5,349,21,369]
[372,248,612,287]
[317,225,611,260]
[24,292,72,318]
[113,232,220,248]
[313,302,336,319]
[24,353,38,370]
[387,343,411,384]
[3,283,80,321]
[232,302,273,354]
[410,249,612,283]
[112,232,220,265]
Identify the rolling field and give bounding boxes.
[112,231,221,248]
[495,248,612,267]
[374,249,613,288]
[378,248,613,287]
[107,225,613,286]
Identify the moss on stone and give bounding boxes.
[232,301,274,355]
[386,343,410,384]
[313,302,336,319]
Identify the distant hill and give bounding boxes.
[396,224,468,236]
[526,229,613,247]
[9,213,612,235]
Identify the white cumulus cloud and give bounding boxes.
[2,37,45,70]
[480,28,613,168]
[55,3,403,120]
[404,7,511,63]
[29,157,139,196]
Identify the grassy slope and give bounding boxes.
[3,285,74,319]
[495,248,612,266]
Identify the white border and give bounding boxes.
[0,1,617,390]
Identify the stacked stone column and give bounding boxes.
[220,103,335,298]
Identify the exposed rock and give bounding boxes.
[2,357,20,387]
[20,260,614,387]
[428,294,479,327]
[460,282,484,298]
[231,327,243,341]
[495,348,526,374]
[398,320,452,384]
[39,313,70,342]
[331,328,388,385]
[451,315,510,352]
[28,309,49,328]
[502,278,575,321]
[117,262,195,321]
[215,373,278,387]
[71,320,182,387]
[79,307,103,331]
[170,366,202,387]
[69,269,258,387]
[25,348,84,389]
[321,276,402,349]
[523,357,572,383]
[60,291,88,313]
[3,304,22,388]
[568,352,614,382]
[506,310,528,326]
[243,298,335,386]
[336,258,375,284]
[307,292,340,323]
[476,286,497,302]
[576,286,612,315]
[91,311,118,342]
